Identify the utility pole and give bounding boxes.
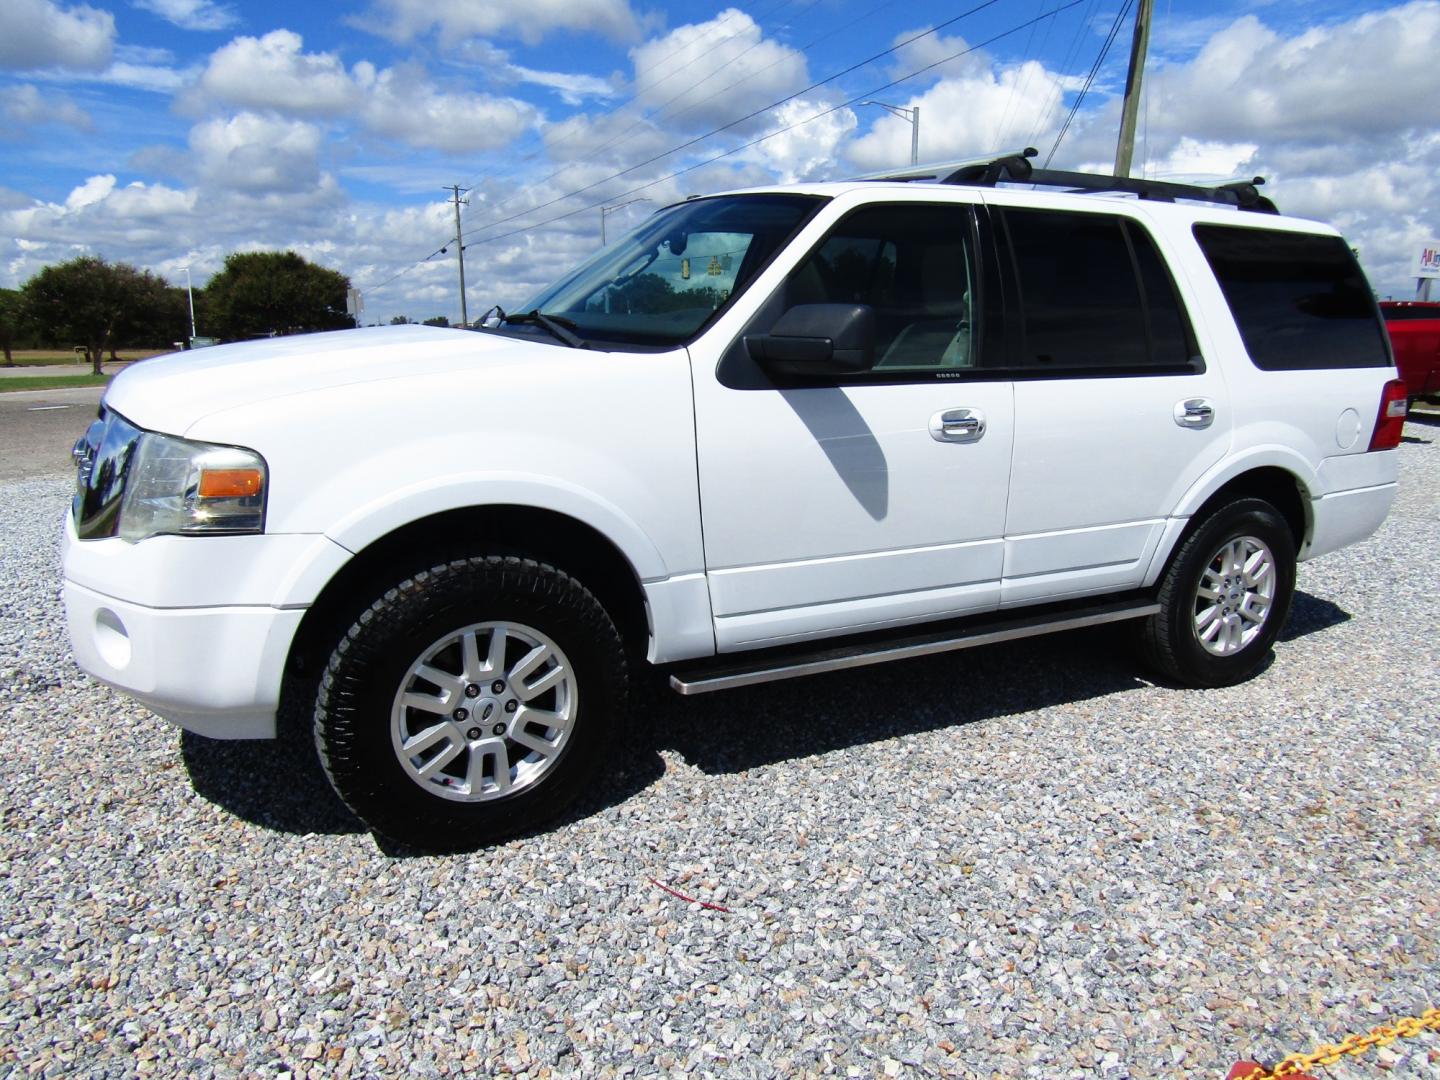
[178,266,197,341]
[446,184,469,327]
[1113,0,1154,178]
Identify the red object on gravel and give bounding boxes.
[1225,1062,1318,1080]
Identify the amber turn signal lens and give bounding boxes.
[197,468,263,498]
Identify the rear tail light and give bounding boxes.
[1368,379,1408,451]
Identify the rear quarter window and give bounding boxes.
[1193,224,1391,370]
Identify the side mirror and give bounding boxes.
[745,304,876,376]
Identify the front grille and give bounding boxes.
[72,408,143,540]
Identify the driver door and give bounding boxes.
[689,199,1015,652]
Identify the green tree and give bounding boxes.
[390,314,412,325]
[203,251,351,341]
[21,257,170,374]
[0,288,24,366]
[123,286,191,352]
[422,315,449,327]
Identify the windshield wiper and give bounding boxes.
[502,309,587,349]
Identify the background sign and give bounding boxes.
[1414,242,1440,278]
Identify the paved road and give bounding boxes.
[0,385,104,483]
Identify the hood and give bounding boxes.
[104,324,566,435]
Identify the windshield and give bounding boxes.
[512,193,825,348]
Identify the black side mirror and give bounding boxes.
[745,304,876,376]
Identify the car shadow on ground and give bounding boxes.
[179,590,1351,846]
[1404,409,1439,427]
[1281,589,1350,641]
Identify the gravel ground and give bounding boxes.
[2,416,1438,1079]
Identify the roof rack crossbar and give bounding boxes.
[848,147,1276,213]
[938,147,1277,213]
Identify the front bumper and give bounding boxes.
[63,580,302,739]
[60,516,350,740]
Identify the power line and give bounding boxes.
[459,0,1011,244]
[451,0,897,262]
[1025,0,1100,148]
[364,0,1089,296]
[358,0,808,293]
[1043,0,1133,168]
[457,1,1088,256]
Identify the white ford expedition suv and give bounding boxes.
[64,151,1405,849]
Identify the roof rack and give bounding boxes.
[851,148,1039,185]
[857,147,1278,214]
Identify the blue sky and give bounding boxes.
[2,0,1437,323]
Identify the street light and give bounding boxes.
[177,265,197,342]
[600,197,652,245]
[860,101,920,165]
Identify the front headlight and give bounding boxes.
[118,433,267,542]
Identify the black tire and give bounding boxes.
[315,555,627,851]
[1139,498,1296,688]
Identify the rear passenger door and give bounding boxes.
[988,202,1231,606]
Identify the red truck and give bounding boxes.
[1380,300,1440,403]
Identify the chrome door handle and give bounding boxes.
[1174,398,1215,429]
[930,408,986,443]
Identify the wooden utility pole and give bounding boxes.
[1113,0,1154,178]
[447,185,469,327]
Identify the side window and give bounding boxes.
[782,204,977,373]
[1192,225,1391,370]
[1001,208,1198,373]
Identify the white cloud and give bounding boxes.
[883,26,991,83]
[1143,137,1258,182]
[0,0,115,72]
[193,30,362,115]
[1,83,92,130]
[362,66,537,152]
[187,31,539,153]
[540,108,674,165]
[189,112,325,194]
[133,0,238,32]
[742,99,856,183]
[629,8,808,130]
[359,0,640,46]
[1149,3,1440,143]
[848,59,1066,170]
[65,174,115,210]
[93,60,191,92]
[509,65,618,106]
[446,40,621,105]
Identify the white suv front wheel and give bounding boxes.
[314,555,627,851]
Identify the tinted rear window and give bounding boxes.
[1193,225,1390,370]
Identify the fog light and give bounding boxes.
[94,608,132,670]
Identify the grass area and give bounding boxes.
[3,349,168,367]
[0,373,111,393]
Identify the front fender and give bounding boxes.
[325,471,671,583]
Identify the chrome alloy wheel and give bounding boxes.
[1192,535,1276,657]
[390,622,576,802]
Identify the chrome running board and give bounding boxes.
[669,598,1160,695]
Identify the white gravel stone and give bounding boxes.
[1,419,1439,1078]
